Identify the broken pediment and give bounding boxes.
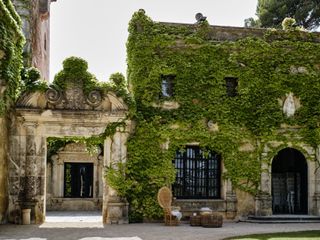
[16,87,128,112]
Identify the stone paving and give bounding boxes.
[0,212,319,240]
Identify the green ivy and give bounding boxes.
[0,0,25,115]
[107,10,320,221]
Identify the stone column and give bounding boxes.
[255,160,272,216]
[22,123,46,224]
[103,129,129,224]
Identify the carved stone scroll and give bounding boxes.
[86,90,102,107]
[45,88,62,105]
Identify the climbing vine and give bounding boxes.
[0,0,25,114]
[106,10,320,221]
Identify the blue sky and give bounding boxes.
[50,0,257,81]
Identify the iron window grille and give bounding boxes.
[173,146,221,199]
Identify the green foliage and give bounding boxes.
[47,137,76,162]
[20,67,48,92]
[0,0,25,115]
[52,57,135,113]
[224,230,320,240]
[255,0,320,30]
[53,56,98,94]
[116,10,320,220]
[106,72,136,116]
[106,120,176,222]
[110,72,126,87]
[282,17,297,30]
[47,121,126,162]
[244,17,261,28]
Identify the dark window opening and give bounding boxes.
[173,146,221,199]
[161,75,175,98]
[64,163,93,198]
[225,77,238,97]
[44,33,47,51]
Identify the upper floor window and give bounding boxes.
[225,77,238,97]
[161,75,175,98]
[173,146,221,199]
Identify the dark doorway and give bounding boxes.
[272,148,308,214]
[64,163,93,198]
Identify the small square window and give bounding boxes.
[225,77,238,97]
[161,75,175,98]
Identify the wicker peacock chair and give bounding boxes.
[157,186,181,226]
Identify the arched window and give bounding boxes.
[173,146,221,199]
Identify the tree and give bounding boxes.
[246,0,320,30]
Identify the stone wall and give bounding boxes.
[160,22,320,43]
[0,118,8,223]
[235,189,255,219]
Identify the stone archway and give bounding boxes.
[271,147,308,214]
[7,85,131,224]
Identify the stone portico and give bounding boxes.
[7,84,131,224]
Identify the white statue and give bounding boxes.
[283,93,296,117]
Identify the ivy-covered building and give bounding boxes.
[2,1,320,225]
[123,10,320,220]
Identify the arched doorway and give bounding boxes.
[272,148,308,214]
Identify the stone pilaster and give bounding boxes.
[313,150,320,215]
[225,180,237,219]
[313,193,320,216]
[103,129,129,224]
[22,123,46,224]
[255,193,272,216]
[254,158,272,216]
[98,155,103,198]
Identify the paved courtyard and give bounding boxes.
[0,212,319,240]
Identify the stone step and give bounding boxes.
[245,215,320,223]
